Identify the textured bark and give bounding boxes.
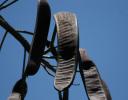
[54,12,79,91]
[79,49,112,100]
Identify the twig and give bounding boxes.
[43,45,58,54]
[0,30,8,51]
[43,48,51,54]
[22,48,26,78]
[41,64,55,77]
[58,91,63,100]
[0,0,8,7]
[63,89,69,100]
[0,15,30,51]
[16,30,34,35]
[0,0,18,11]
[41,59,56,73]
[51,25,57,45]
[0,16,56,76]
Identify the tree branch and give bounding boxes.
[42,65,55,77]
[0,15,30,51]
[0,0,18,11]
[0,30,8,51]
[63,89,69,100]
[0,15,56,75]
[41,59,56,73]
[0,0,8,7]
[22,48,26,78]
[58,91,63,100]
[16,30,34,35]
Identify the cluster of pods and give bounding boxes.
[0,0,111,100]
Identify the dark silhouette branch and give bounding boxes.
[43,45,58,55]
[42,65,55,77]
[63,89,69,100]
[0,0,8,7]
[41,59,56,73]
[58,91,63,100]
[0,15,30,51]
[16,30,34,35]
[0,15,56,75]
[0,0,18,11]
[22,48,26,78]
[51,25,57,45]
[0,30,8,51]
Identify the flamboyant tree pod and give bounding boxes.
[54,12,79,91]
[25,0,51,76]
[8,93,21,100]
[11,79,27,100]
[102,80,112,100]
[79,48,111,100]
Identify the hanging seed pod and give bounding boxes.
[54,12,79,91]
[25,0,51,76]
[79,49,111,100]
[12,79,27,100]
[102,80,112,100]
[8,92,21,100]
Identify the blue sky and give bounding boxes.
[0,0,128,100]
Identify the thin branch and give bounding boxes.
[0,15,30,52]
[0,0,8,7]
[50,46,58,60]
[0,15,5,20]
[58,91,63,100]
[63,89,69,100]
[0,0,18,11]
[43,45,58,55]
[0,30,8,51]
[41,59,56,73]
[41,64,55,77]
[16,30,34,35]
[51,25,56,45]
[44,67,55,77]
[49,26,58,60]
[0,16,56,76]
[22,48,26,78]
[43,48,51,54]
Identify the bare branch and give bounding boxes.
[41,59,56,73]
[58,91,63,100]
[43,48,51,54]
[0,15,30,51]
[0,0,8,7]
[0,16,56,75]
[0,30,8,51]
[63,89,69,100]
[16,30,34,35]
[51,25,56,45]
[42,65,55,77]
[0,0,18,11]
[22,49,26,78]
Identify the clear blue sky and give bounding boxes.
[0,0,128,100]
